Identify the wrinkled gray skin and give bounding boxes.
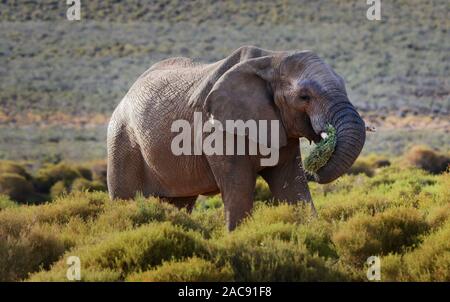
[107,46,366,231]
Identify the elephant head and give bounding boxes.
[197,46,366,183]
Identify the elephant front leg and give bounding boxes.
[260,144,316,215]
[207,156,257,231]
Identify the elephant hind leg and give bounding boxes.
[107,125,147,200]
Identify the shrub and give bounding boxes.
[127,257,233,282]
[0,191,107,236]
[34,163,81,192]
[405,145,450,174]
[50,177,106,199]
[362,154,391,168]
[71,178,106,192]
[50,180,69,199]
[83,223,209,276]
[195,195,223,211]
[373,159,391,168]
[191,208,225,239]
[382,221,450,281]
[249,203,314,226]
[75,166,93,181]
[0,223,68,281]
[0,195,17,210]
[318,194,391,222]
[254,177,272,201]
[0,173,36,203]
[0,161,31,180]
[295,221,338,259]
[29,268,122,282]
[28,222,210,281]
[426,203,450,230]
[134,197,207,235]
[347,159,374,177]
[332,207,430,265]
[88,160,107,184]
[223,222,298,247]
[214,238,347,282]
[346,154,393,177]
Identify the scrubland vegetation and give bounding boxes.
[0,147,448,282]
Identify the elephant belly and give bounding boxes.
[140,143,219,197]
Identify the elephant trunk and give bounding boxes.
[314,100,366,184]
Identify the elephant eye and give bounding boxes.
[299,95,311,101]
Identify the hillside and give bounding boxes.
[0,0,448,161]
[1,0,448,117]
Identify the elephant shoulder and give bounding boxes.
[150,57,199,71]
[137,57,202,81]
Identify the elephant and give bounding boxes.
[107,46,366,231]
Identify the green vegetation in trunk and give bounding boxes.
[303,124,337,175]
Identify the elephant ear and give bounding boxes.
[202,56,287,149]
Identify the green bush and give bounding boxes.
[29,222,210,281]
[75,166,93,181]
[71,178,106,192]
[254,177,272,201]
[191,208,225,239]
[50,180,69,199]
[0,191,107,236]
[83,223,209,276]
[0,161,31,180]
[0,195,17,210]
[0,173,36,203]
[214,238,347,282]
[0,223,68,281]
[332,207,430,265]
[88,160,107,184]
[426,203,450,230]
[195,195,223,211]
[34,163,81,192]
[30,268,122,282]
[295,221,338,259]
[249,203,313,226]
[382,221,450,281]
[211,205,344,281]
[347,160,375,177]
[127,257,233,282]
[50,177,106,199]
[134,197,208,235]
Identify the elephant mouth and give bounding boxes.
[303,115,323,144]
